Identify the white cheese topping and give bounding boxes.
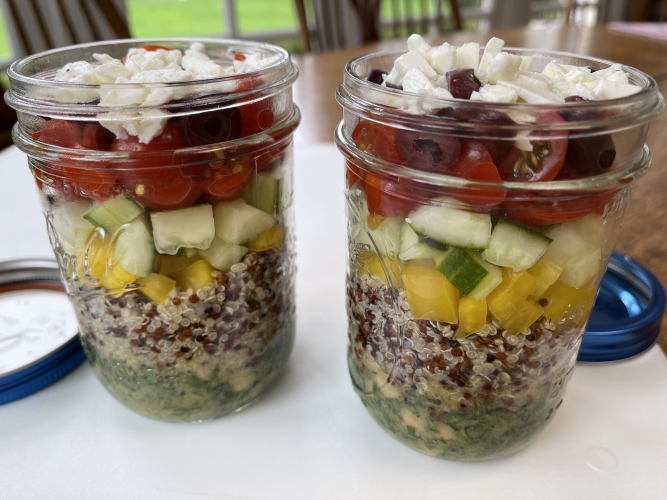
[54,43,280,143]
[376,34,641,112]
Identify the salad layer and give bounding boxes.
[77,246,294,421]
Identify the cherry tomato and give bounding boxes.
[38,120,118,201]
[39,119,84,148]
[365,173,418,218]
[502,190,614,226]
[443,140,505,206]
[198,160,253,201]
[346,160,366,189]
[351,120,403,166]
[112,122,200,209]
[138,45,172,52]
[498,111,568,182]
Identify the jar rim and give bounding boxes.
[5,38,298,119]
[336,48,664,139]
[335,121,651,193]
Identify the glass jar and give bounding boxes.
[335,49,663,460]
[6,39,299,422]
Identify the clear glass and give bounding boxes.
[7,39,300,422]
[335,48,663,460]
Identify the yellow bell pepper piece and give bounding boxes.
[542,280,597,326]
[500,300,544,335]
[99,265,138,296]
[527,259,562,301]
[359,252,404,288]
[174,260,217,291]
[139,273,177,305]
[487,268,537,321]
[401,260,459,324]
[75,235,109,282]
[248,226,285,252]
[159,254,201,278]
[457,298,487,338]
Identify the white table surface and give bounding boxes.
[1,143,666,500]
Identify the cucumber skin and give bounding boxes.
[407,200,492,250]
[399,223,447,261]
[436,248,502,300]
[83,194,144,235]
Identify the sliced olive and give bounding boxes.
[395,129,461,172]
[562,135,616,174]
[185,108,242,146]
[367,69,386,85]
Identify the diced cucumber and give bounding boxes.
[407,198,492,250]
[543,223,602,289]
[198,237,248,272]
[436,248,502,300]
[244,168,292,216]
[482,217,552,272]
[113,213,155,278]
[213,199,277,245]
[170,247,198,259]
[50,200,95,254]
[150,204,215,256]
[398,223,448,261]
[83,194,144,234]
[354,217,403,257]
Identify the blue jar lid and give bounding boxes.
[579,251,665,362]
[0,259,84,405]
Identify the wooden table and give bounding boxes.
[292,25,667,353]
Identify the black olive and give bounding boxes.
[564,95,586,103]
[367,69,386,85]
[395,129,461,172]
[184,107,242,146]
[561,135,616,175]
[436,107,516,137]
[446,69,480,100]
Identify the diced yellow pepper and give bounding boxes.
[99,265,139,297]
[139,273,177,305]
[487,268,537,321]
[75,235,109,282]
[360,253,404,288]
[500,300,544,335]
[248,226,285,252]
[174,259,217,291]
[401,261,459,324]
[527,259,562,301]
[159,254,201,278]
[457,298,487,337]
[542,280,597,326]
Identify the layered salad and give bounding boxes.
[32,43,297,421]
[344,36,638,459]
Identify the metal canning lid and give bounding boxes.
[579,251,666,362]
[0,258,84,405]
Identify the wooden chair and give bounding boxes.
[295,0,462,53]
[3,0,130,59]
[0,0,131,149]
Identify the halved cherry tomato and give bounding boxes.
[198,160,253,201]
[365,173,418,218]
[351,120,403,166]
[498,111,568,182]
[39,120,84,148]
[112,122,200,209]
[502,190,615,226]
[346,160,366,189]
[38,120,118,201]
[443,140,505,206]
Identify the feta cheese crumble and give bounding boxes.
[375,34,641,111]
[54,43,281,143]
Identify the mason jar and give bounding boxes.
[6,39,299,422]
[335,48,663,460]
